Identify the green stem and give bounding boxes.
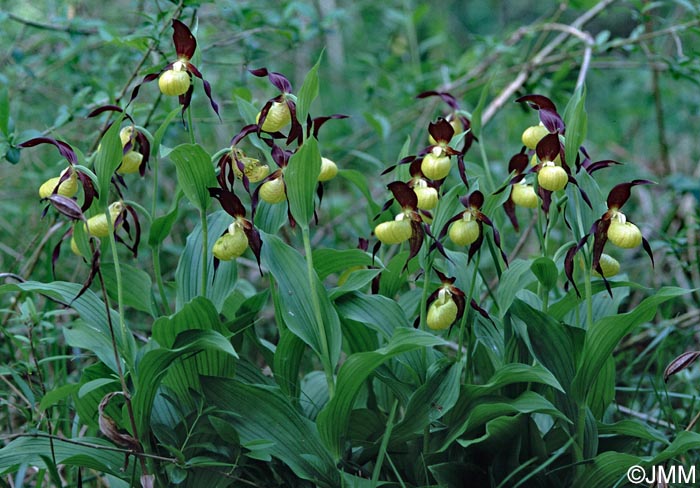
[372,398,399,486]
[200,210,208,298]
[152,247,170,315]
[458,252,481,382]
[186,106,196,145]
[418,252,435,330]
[105,209,129,360]
[302,226,335,398]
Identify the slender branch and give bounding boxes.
[4,11,97,35]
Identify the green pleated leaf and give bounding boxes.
[101,261,155,316]
[132,325,237,443]
[329,269,382,299]
[312,248,377,280]
[151,107,181,156]
[597,419,668,444]
[334,292,407,339]
[261,232,342,370]
[253,198,287,234]
[286,137,321,228]
[339,169,381,216]
[496,259,535,319]
[169,143,217,212]
[563,84,587,171]
[175,210,238,311]
[531,257,558,291]
[0,436,130,479]
[317,327,446,458]
[0,281,135,368]
[201,376,341,488]
[148,191,182,247]
[95,117,123,203]
[572,287,690,402]
[300,370,330,420]
[572,451,641,488]
[295,51,323,126]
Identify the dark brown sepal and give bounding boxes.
[388,181,418,210]
[664,351,700,382]
[19,137,78,165]
[172,19,196,60]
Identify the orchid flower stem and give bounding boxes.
[419,252,436,331]
[302,226,335,398]
[458,252,481,383]
[200,210,208,297]
[150,147,170,314]
[186,106,196,145]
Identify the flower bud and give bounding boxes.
[256,101,291,132]
[318,157,338,182]
[593,253,620,277]
[85,202,124,238]
[374,216,412,245]
[259,177,286,204]
[607,217,642,249]
[119,126,134,147]
[511,182,539,208]
[413,179,438,210]
[427,290,458,331]
[39,169,78,199]
[213,225,249,261]
[537,164,568,192]
[158,62,191,97]
[521,123,549,150]
[448,219,480,246]
[421,148,451,180]
[117,151,143,175]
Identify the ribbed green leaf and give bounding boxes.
[148,191,182,247]
[169,143,217,212]
[261,232,342,370]
[133,324,237,443]
[300,370,329,420]
[95,118,123,204]
[151,107,181,157]
[563,84,587,173]
[253,199,287,234]
[317,327,446,458]
[597,419,667,444]
[572,451,639,488]
[175,210,238,311]
[286,137,321,228]
[201,376,341,488]
[312,248,376,280]
[329,269,382,299]
[572,287,690,402]
[531,257,558,291]
[334,292,407,339]
[496,260,535,318]
[295,51,322,126]
[101,261,155,316]
[0,436,129,479]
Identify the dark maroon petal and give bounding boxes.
[312,114,349,138]
[230,124,260,147]
[470,298,494,324]
[388,181,417,210]
[270,144,291,168]
[438,213,463,240]
[358,237,369,251]
[178,82,195,122]
[503,194,519,232]
[172,19,196,60]
[416,90,460,110]
[569,176,592,208]
[78,173,97,212]
[428,118,454,144]
[209,187,246,218]
[186,63,221,119]
[286,99,303,146]
[86,105,125,118]
[19,137,78,165]
[642,236,655,267]
[72,245,100,304]
[535,133,560,163]
[404,220,424,271]
[125,205,141,257]
[460,190,483,210]
[515,94,558,112]
[243,226,263,274]
[48,195,84,221]
[250,68,292,93]
[508,151,529,175]
[456,153,469,188]
[664,351,700,382]
[564,243,581,297]
[606,180,656,210]
[539,109,565,134]
[128,72,161,107]
[585,159,621,174]
[467,223,484,263]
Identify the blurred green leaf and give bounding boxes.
[0,84,9,136]
[531,257,558,291]
[563,84,587,171]
[95,118,123,202]
[295,51,323,125]
[101,261,155,316]
[148,191,182,247]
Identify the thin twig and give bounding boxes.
[4,11,97,36]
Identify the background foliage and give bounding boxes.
[1,0,700,486]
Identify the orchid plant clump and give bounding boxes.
[1,8,695,488]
